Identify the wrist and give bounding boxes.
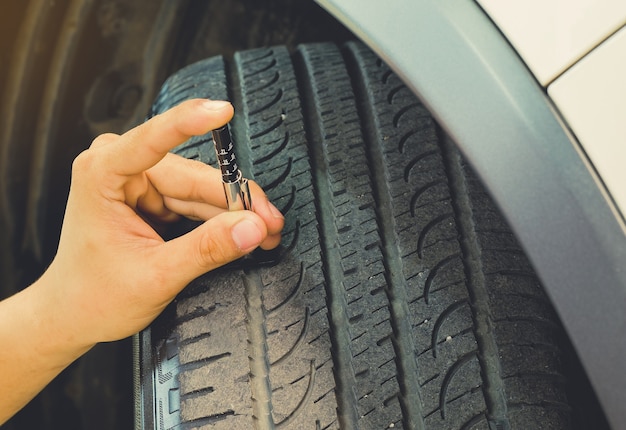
[0,274,94,423]
[24,271,96,367]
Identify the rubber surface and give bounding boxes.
[138,42,571,429]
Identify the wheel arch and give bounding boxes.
[316,0,626,427]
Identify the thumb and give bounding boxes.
[159,211,267,289]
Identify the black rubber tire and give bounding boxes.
[137,42,571,429]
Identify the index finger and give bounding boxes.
[103,99,234,176]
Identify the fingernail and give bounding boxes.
[201,99,231,111]
[231,219,263,252]
[268,202,284,219]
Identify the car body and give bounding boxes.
[315,0,625,427]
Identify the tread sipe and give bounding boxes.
[137,42,571,429]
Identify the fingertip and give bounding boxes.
[250,194,284,234]
[267,203,285,237]
[90,133,119,149]
[267,201,285,220]
[260,233,282,251]
[200,99,234,113]
[231,217,266,253]
[192,98,233,132]
[153,98,235,144]
[185,98,234,129]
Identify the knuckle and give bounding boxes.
[90,133,119,149]
[73,132,122,179]
[72,150,95,174]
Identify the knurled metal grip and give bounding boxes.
[211,124,252,211]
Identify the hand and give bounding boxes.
[1,98,284,423]
[41,98,284,346]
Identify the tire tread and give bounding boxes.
[138,42,571,430]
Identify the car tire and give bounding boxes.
[136,42,572,429]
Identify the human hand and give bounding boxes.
[40,99,284,347]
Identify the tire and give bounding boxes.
[136,42,571,429]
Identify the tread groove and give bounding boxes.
[431,300,470,358]
[440,132,511,428]
[294,44,360,429]
[439,352,478,419]
[343,41,426,430]
[243,268,275,428]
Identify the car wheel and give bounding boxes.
[137,42,571,429]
